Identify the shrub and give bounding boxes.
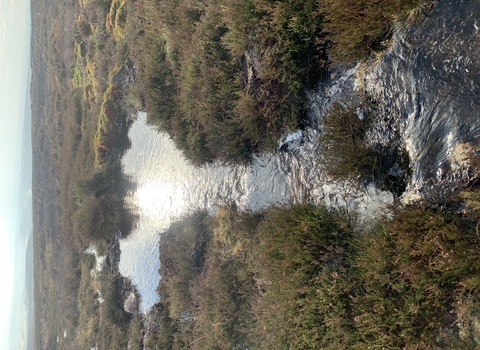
[101,274,132,328]
[319,103,380,182]
[320,0,435,62]
[253,204,355,349]
[147,202,480,349]
[354,206,480,348]
[78,20,92,38]
[73,165,122,242]
[126,0,325,164]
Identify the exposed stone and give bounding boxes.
[112,60,137,87]
[106,233,121,274]
[123,291,139,315]
[118,277,140,315]
[243,48,261,92]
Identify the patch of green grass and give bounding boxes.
[71,43,84,88]
[93,69,125,168]
[106,0,127,40]
[126,0,324,164]
[124,0,434,165]
[319,101,411,194]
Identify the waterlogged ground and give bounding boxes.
[120,110,393,312]
[120,112,294,311]
[119,0,480,312]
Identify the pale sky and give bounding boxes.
[0,0,31,347]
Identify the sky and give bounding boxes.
[0,0,32,348]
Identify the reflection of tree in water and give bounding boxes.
[116,174,138,238]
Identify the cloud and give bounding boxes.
[0,0,28,59]
[0,18,5,45]
[0,3,29,349]
[0,11,7,66]
[8,7,14,24]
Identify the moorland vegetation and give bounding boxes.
[126,0,434,164]
[31,0,474,349]
[146,201,480,349]
[318,101,411,194]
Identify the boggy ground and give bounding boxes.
[150,197,480,349]
[31,0,450,349]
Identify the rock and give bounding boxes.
[243,48,261,92]
[112,60,137,87]
[107,233,121,274]
[115,274,141,315]
[142,312,159,336]
[123,291,139,315]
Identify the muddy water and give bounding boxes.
[120,0,480,312]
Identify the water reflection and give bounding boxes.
[120,112,294,311]
[118,1,480,312]
[121,109,394,312]
[134,180,186,218]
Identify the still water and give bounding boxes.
[120,112,392,312]
[120,112,293,312]
[120,0,480,312]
